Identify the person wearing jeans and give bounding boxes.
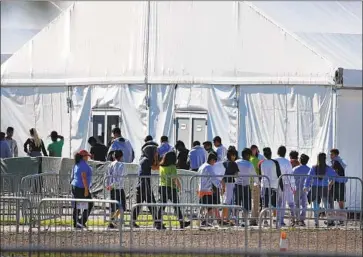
[304,153,337,228]
[71,150,93,229]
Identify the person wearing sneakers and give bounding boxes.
[157,151,190,229]
[70,150,93,229]
[275,146,296,227]
[304,153,337,228]
[106,150,126,229]
[235,148,259,227]
[132,145,165,230]
[198,153,226,227]
[292,154,310,226]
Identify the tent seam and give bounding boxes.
[245,1,335,71]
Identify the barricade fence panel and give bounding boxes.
[0,197,33,247]
[0,173,23,196]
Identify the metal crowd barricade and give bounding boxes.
[0,196,33,247]
[37,198,122,249]
[20,172,64,224]
[258,207,363,255]
[128,203,246,250]
[0,173,23,196]
[276,174,363,226]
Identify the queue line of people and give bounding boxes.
[69,127,348,230]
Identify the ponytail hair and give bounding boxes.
[316,152,327,180]
[74,153,83,164]
[30,128,42,148]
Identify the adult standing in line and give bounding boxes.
[304,153,337,228]
[175,140,189,170]
[24,128,48,157]
[330,148,347,226]
[213,136,227,162]
[249,145,262,226]
[188,141,207,171]
[141,135,158,152]
[107,128,134,163]
[289,151,300,168]
[88,136,108,162]
[71,150,93,229]
[235,148,259,227]
[292,154,310,226]
[157,136,174,160]
[0,132,11,158]
[5,127,18,157]
[275,146,296,226]
[132,145,165,230]
[47,131,64,157]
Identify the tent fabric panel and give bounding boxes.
[149,85,176,144]
[147,1,334,85]
[336,89,363,210]
[239,85,334,164]
[0,86,70,157]
[1,1,147,82]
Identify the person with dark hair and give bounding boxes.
[107,127,134,163]
[235,148,259,226]
[258,147,284,227]
[5,127,18,157]
[249,145,262,222]
[188,141,207,171]
[47,131,64,157]
[132,145,165,230]
[275,145,296,226]
[157,136,174,159]
[157,151,191,229]
[304,153,337,227]
[330,148,347,225]
[221,147,239,225]
[175,140,189,170]
[141,135,158,152]
[0,132,11,158]
[213,136,227,162]
[106,150,126,229]
[70,150,93,229]
[24,128,48,157]
[292,154,310,226]
[203,141,217,156]
[198,153,225,227]
[251,145,264,161]
[88,136,108,162]
[289,151,300,168]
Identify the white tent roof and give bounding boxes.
[1,1,361,86]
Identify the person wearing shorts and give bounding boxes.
[106,150,126,229]
[198,153,225,227]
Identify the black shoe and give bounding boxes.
[338,221,344,226]
[108,223,117,229]
[180,221,191,229]
[131,223,140,228]
[155,224,166,230]
[299,221,306,227]
[327,221,335,227]
[315,223,319,228]
[250,221,258,226]
[73,222,85,229]
[219,221,230,226]
[201,221,213,227]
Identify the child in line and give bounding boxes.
[106,150,126,229]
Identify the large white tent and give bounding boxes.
[1,1,362,209]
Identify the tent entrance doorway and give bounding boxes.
[175,111,207,149]
[91,108,121,146]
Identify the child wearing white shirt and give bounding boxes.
[106,150,126,229]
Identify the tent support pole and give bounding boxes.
[144,0,151,135]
